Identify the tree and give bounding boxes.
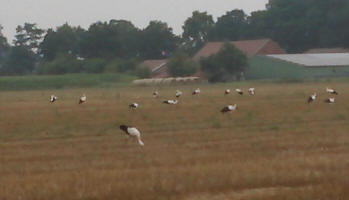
[40,24,86,61]
[0,25,9,69]
[200,42,248,82]
[1,46,36,75]
[139,21,178,59]
[80,21,121,59]
[13,23,44,53]
[181,11,214,55]
[167,51,198,77]
[211,10,248,41]
[0,25,9,54]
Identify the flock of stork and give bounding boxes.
[48,86,339,146]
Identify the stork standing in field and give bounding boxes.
[248,88,255,95]
[324,97,335,104]
[326,87,339,95]
[175,90,182,98]
[307,93,317,103]
[224,89,230,95]
[79,94,86,104]
[120,125,144,146]
[129,103,138,109]
[235,89,243,95]
[163,100,178,105]
[50,95,58,103]
[221,104,238,114]
[192,88,200,95]
[153,91,159,98]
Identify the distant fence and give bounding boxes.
[133,77,201,86]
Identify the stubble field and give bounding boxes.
[0,81,349,200]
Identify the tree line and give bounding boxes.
[0,0,348,79]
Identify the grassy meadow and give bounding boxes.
[0,80,349,199]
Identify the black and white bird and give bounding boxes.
[175,90,183,98]
[326,87,338,95]
[79,94,86,104]
[119,125,144,146]
[192,88,200,95]
[235,89,243,95]
[221,104,238,114]
[129,103,138,109]
[50,95,58,103]
[307,93,317,103]
[324,97,335,104]
[224,89,231,95]
[153,91,159,98]
[163,100,178,105]
[248,88,255,95]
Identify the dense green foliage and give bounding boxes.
[0,73,136,91]
[200,43,248,82]
[167,52,198,77]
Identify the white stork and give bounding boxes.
[175,90,183,98]
[221,104,238,114]
[326,87,338,95]
[324,97,335,104]
[79,94,86,104]
[224,89,230,95]
[307,93,317,103]
[50,95,58,103]
[163,100,178,105]
[153,91,159,98]
[248,88,255,95]
[129,103,138,109]
[235,89,243,95]
[119,125,144,146]
[192,88,200,95]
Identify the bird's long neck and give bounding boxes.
[137,135,144,146]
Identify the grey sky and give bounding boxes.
[0,0,268,41]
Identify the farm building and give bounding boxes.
[141,38,286,80]
[267,53,349,68]
[304,48,349,54]
[193,38,285,59]
[140,59,169,78]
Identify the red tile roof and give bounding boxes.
[194,38,285,59]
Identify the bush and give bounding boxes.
[35,54,83,75]
[104,58,139,73]
[200,42,248,82]
[134,66,152,78]
[167,51,198,77]
[82,58,106,73]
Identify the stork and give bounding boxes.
[153,91,159,98]
[326,87,338,95]
[79,94,86,104]
[163,100,178,105]
[192,88,200,95]
[235,89,243,95]
[224,89,230,95]
[175,90,183,98]
[324,98,335,104]
[50,95,58,103]
[248,88,255,95]
[129,103,138,109]
[221,104,238,114]
[119,125,144,146]
[307,93,317,103]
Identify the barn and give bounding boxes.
[141,38,285,80]
[193,38,285,59]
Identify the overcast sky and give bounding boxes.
[0,0,268,41]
